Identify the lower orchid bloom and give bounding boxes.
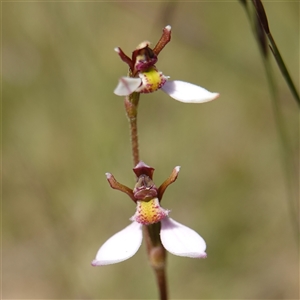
[113,25,219,103]
[114,71,219,104]
[92,162,207,266]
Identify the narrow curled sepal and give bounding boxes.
[105,173,136,201]
[158,166,180,200]
[153,25,172,56]
[114,47,133,70]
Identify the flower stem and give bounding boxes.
[143,224,168,300]
[124,92,140,166]
[156,267,168,300]
[124,92,169,299]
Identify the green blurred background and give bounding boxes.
[3,1,299,299]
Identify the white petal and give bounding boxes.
[91,221,143,266]
[114,77,142,96]
[161,80,219,103]
[160,217,207,258]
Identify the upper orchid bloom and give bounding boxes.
[92,161,207,266]
[113,25,219,103]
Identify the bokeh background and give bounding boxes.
[2,1,299,299]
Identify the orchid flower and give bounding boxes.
[113,25,219,103]
[92,161,206,266]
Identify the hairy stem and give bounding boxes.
[125,92,140,166]
[125,91,169,299]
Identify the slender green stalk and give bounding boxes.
[267,33,300,106]
[251,0,300,106]
[241,1,299,238]
[262,58,299,239]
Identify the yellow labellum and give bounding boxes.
[137,67,167,94]
[132,198,169,225]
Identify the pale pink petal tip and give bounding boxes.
[114,77,142,96]
[160,217,207,258]
[91,259,101,267]
[92,221,143,266]
[161,80,219,103]
[165,25,171,31]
